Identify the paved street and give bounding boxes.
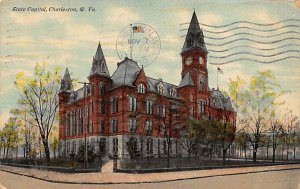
[0,169,299,189]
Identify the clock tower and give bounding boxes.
[180,11,208,94]
[178,11,210,119]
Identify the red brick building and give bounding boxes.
[58,12,235,159]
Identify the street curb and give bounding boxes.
[1,166,300,185]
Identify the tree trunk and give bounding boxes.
[253,145,258,163]
[294,145,296,160]
[272,147,276,163]
[6,147,9,159]
[281,146,284,160]
[15,146,18,160]
[222,148,227,162]
[286,144,289,161]
[41,137,50,164]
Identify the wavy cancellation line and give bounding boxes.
[204,31,300,40]
[198,19,300,28]
[207,44,300,53]
[201,25,300,34]
[209,56,300,65]
[205,37,300,46]
[209,50,300,59]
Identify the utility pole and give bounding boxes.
[78,81,91,168]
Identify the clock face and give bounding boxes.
[116,23,161,67]
[185,56,192,65]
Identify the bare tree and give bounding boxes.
[281,110,298,161]
[14,63,61,163]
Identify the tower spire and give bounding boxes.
[89,42,110,77]
[181,11,207,54]
[61,68,73,91]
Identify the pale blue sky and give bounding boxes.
[0,0,299,127]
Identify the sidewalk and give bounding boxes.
[0,164,299,184]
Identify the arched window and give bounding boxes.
[146,138,153,155]
[99,100,105,113]
[138,83,145,94]
[198,99,206,114]
[199,75,205,92]
[128,118,137,132]
[90,84,94,95]
[145,100,153,114]
[128,96,137,112]
[145,120,152,134]
[99,83,105,96]
[157,104,166,117]
[111,118,118,133]
[111,96,118,113]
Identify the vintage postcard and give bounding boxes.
[0,0,300,189]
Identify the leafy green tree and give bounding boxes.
[229,70,285,162]
[14,63,61,163]
[188,118,234,161]
[1,118,19,159]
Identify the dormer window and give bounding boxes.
[169,87,177,97]
[138,83,145,94]
[157,82,165,94]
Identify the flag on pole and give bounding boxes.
[217,67,224,74]
[132,26,144,33]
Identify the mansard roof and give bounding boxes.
[178,72,195,88]
[147,77,178,98]
[89,42,110,77]
[181,11,207,54]
[111,57,141,87]
[211,89,234,111]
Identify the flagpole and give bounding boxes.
[217,68,219,90]
[130,24,133,59]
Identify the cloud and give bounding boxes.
[199,13,223,25]
[161,35,181,45]
[43,38,79,48]
[2,36,35,47]
[175,9,190,24]
[107,7,139,24]
[64,23,98,42]
[159,50,179,62]
[249,10,277,23]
